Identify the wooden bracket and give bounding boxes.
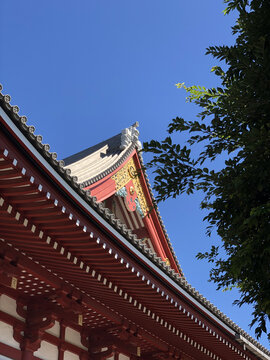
[82,326,141,359]
[49,288,83,326]
[53,288,82,314]
[21,299,57,353]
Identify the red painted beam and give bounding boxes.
[0,342,21,360]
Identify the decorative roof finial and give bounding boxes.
[120,122,142,150]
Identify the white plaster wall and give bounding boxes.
[34,340,58,360]
[63,351,80,360]
[0,294,24,321]
[0,321,20,350]
[65,327,87,350]
[45,320,60,337]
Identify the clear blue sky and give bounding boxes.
[1,0,269,349]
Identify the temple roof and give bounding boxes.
[63,122,184,276]
[64,123,141,186]
[1,84,269,358]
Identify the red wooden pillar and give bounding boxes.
[21,338,41,360]
[59,348,65,360]
[19,299,57,360]
[21,348,34,360]
[58,322,66,360]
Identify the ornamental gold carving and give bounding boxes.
[112,157,149,216]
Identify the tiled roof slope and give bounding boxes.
[0,84,269,357]
[63,130,136,187]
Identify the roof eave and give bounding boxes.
[0,86,269,357]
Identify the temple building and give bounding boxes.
[0,84,269,360]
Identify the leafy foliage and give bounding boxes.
[144,0,270,339]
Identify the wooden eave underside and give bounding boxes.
[0,132,260,360]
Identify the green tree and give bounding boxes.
[144,0,270,339]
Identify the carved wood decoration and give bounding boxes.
[112,157,148,217]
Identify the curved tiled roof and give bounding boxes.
[63,131,137,187]
[0,84,269,357]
